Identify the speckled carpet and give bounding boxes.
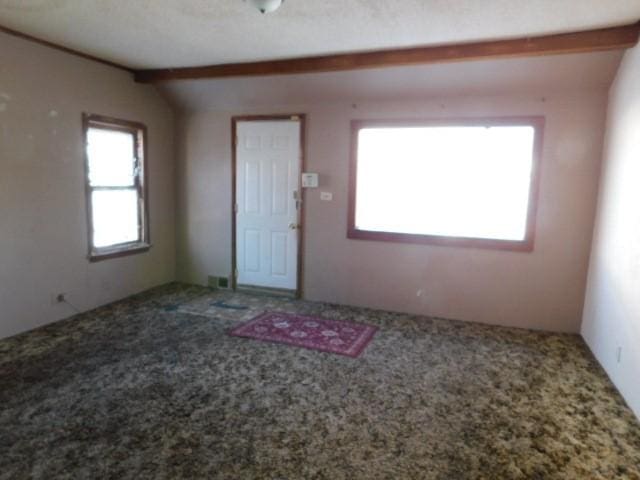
[1,283,639,480]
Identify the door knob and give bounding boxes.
[289,223,301,230]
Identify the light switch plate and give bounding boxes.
[320,192,333,201]
[301,173,319,188]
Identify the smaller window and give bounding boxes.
[83,114,150,261]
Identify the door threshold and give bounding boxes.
[236,284,298,299]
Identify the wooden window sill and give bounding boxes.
[88,244,151,262]
[347,229,534,252]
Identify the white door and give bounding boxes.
[235,119,301,290]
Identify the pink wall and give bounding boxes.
[177,91,607,332]
[0,32,176,339]
[582,42,640,418]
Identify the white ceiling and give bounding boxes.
[0,0,638,69]
[161,51,622,110]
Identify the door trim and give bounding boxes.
[231,114,307,298]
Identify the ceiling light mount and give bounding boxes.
[246,0,284,14]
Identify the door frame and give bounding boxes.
[231,114,307,298]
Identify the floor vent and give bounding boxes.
[208,275,230,289]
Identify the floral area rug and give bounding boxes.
[229,311,377,358]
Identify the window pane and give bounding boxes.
[92,189,139,248]
[355,126,535,241]
[87,128,136,187]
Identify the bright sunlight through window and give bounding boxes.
[84,115,149,260]
[349,118,543,250]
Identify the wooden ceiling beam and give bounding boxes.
[134,21,640,83]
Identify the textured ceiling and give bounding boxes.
[0,0,638,69]
[161,51,623,110]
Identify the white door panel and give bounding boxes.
[236,120,300,290]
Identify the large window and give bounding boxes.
[83,114,149,261]
[348,117,544,251]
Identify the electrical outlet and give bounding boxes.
[320,192,333,201]
[51,293,66,305]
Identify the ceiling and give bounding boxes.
[0,0,639,69]
[162,51,622,110]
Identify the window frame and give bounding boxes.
[347,116,545,252]
[82,113,150,262]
